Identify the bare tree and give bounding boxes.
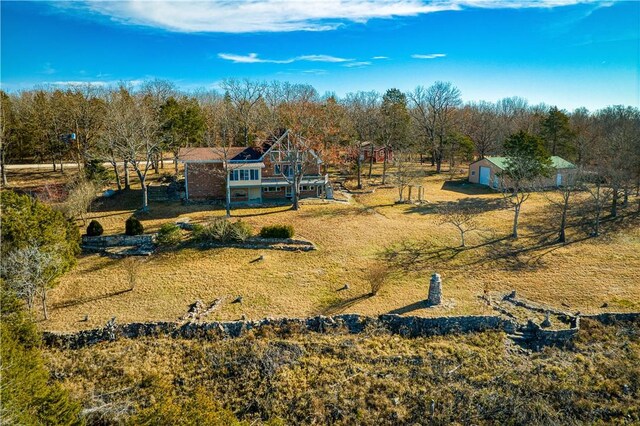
[65,84,107,168]
[1,245,62,319]
[104,87,160,211]
[200,96,242,217]
[121,257,144,291]
[0,91,16,186]
[343,91,380,189]
[380,88,410,184]
[64,178,98,224]
[392,150,422,203]
[438,201,481,247]
[268,130,321,211]
[221,78,266,146]
[545,170,583,243]
[593,106,640,217]
[408,82,462,173]
[580,170,612,237]
[499,131,552,238]
[463,101,500,159]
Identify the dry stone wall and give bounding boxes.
[42,312,640,351]
[43,314,516,350]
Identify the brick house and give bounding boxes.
[360,142,393,163]
[179,130,328,203]
[468,156,577,189]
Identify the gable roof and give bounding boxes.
[480,156,576,170]
[179,147,248,162]
[178,129,322,164]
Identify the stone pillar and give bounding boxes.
[427,273,442,305]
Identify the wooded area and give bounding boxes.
[2,79,638,200]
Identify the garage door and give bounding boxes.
[479,166,491,186]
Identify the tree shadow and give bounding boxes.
[440,179,497,195]
[319,294,371,316]
[52,287,133,310]
[381,235,510,271]
[404,197,505,216]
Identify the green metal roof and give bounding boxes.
[484,156,576,170]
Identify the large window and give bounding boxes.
[280,164,301,177]
[230,169,259,181]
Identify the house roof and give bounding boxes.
[481,156,576,170]
[179,147,252,162]
[178,129,322,164]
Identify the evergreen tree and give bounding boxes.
[1,283,83,425]
[541,106,575,158]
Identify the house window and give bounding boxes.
[274,164,281,174]
[301,185,315,191]
[471,171,475,176]
[230,169,259,181]
[262,186,282,193]
[233,189,247,198]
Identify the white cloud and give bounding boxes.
[411,53,446,59]
[343,61,372,67]
[62,0,608,33]
[297,55,350,63]
[218,53,352,64]
[48,79,145,88]
[372,56,389,60]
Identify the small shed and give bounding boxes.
[468,156,577,189]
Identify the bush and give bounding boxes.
[86,220,104,236]
[192,218,252,243]
[84,159,110,185]
[1,284,83,424]
[64,178,98,224]
[230,220,253,242]
[1,190,80,273]
[125,216,144,236]
[259,225,295,239]
[365,263,390,296]
[157,223,182,247]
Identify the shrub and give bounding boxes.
[157,223,182,247]
[84,159,110,185]
[259,225,295,239]
[230,220,253,242]
[86,220,104,236]
[125,216,144,236]
[366,263,391,296]
[192,218,252,243]
[1,190,79,272]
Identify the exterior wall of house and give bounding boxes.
[468,158,498,185]
[261,155,321,179]
[186,163,226,199]
[469,158,577,189]
[361,146,393,163]
[184,142,325,203]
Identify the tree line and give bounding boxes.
[1,79,638,212]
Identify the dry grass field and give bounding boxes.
[5,165,640,332]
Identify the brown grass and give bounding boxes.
[42,319,640,424]
[6,165,639,332]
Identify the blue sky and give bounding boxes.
[1,0,638,110]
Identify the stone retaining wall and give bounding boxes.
[583,312,640,324]
[43,314,517,350]
[42,312,639,351]
[81,234,157,249]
